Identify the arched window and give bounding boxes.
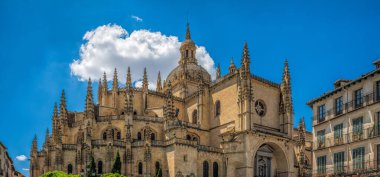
[98,161,103,174]
[215,100,221,117]
[111,129,115,139]
[134,111,137,115]
[103,132,107,140]
[117,132,121,140]
[186,135,191,141]
[186,50,189,58]
[203,161,209,177]
[193,137,198,142]
[67,164,73,174]
[155,161,162,177]
[138,162,143,175]
[213,162,219,177]
[175,108,180,117]
[192,110,198,124]
[151,133,156,141]
[137,132,142,140]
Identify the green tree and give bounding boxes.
[88,155,97,177]
[100,173,125,177]
[111,152,121,174]
[40,170,80,177]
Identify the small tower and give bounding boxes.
[30,135,38,177]
[142,67,149,113]
[229,58,236,74]
[156,71,162,92]
[44,128,50,148]
[164,81,175,121]
[216,64,221,79]
[179,23,197,65]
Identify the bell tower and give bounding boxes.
[179,23,197,65]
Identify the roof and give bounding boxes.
[307,68,380,107]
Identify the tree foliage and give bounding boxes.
[111,152,121,174]
[40,171,80,177]
[100,173,125,177]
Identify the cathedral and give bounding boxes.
[30,24,312,177]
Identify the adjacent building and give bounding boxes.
[0,142,25,177]
[30,24,312,177]
[308,60,380,176]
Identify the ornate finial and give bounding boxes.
[156,71,162,92]
[241,42,250,73]
[85,78,95,119]
[216,64,221,79]
[125,67,134,114]
[164,81,175,120]
[229,57,236,73]
[112,68,118,91]
[44,128,50,147]
[186,22,191,40]
[142,67,148,92]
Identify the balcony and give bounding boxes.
[313,92,379,125]
[312,160,380,177]
[313,127,380,150]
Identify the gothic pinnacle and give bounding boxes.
[52,102,58,142]
[112,68,118,91]
[241,42,250,73]
[59,90,68,126]
[142,67,148,91]
[126,67,132,89]
[103,72,108,91]
[85,78,94,117]
[156,71,162,92]
[216,64,221,79]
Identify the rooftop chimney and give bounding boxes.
[373,59,380,69]
[334,79,351,89]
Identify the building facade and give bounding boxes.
[0,142,24,177]
[308,60,380,176]
[30,24,311,177]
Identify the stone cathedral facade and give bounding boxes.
[30,24,312,177]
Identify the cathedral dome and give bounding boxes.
[166,62,211,84]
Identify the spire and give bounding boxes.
[103,72,108,92]
[142,67,148,92]
[241,42,250,73]
[44,128,50,147]
[52,102,59,143]
[98,78,102,104]
[31,135,37,154]
[59,90,68,127]
[125,67,134,114]
[216,64,221,79]
[156,71,162,92]
[281,59,293,114]
[112,68,118,91]
[85,78,95,119]
[126,67,132,89]
[185,22,191,40]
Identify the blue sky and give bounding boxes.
[1,0,380,175]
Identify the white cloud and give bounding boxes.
[22,168,29,171]
[70,24,216,90]
[131,15,143,22]
[16,155,27,161]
